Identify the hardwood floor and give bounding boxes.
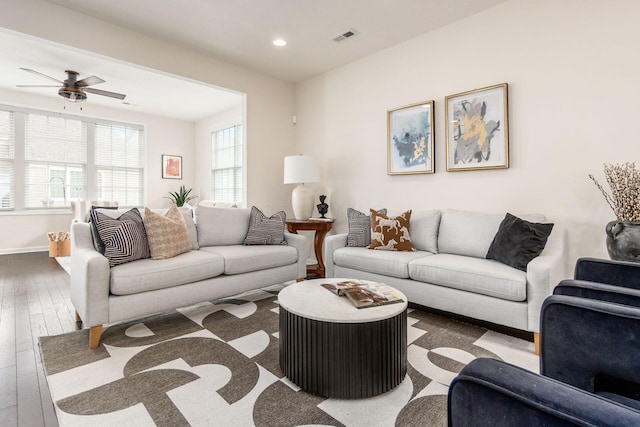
[0,252,78,427]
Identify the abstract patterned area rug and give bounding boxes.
[39,285,538,427]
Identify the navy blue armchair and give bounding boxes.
[449,257,640,426]
[448,358,640,426]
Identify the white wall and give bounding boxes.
[294,0,640,271]
[0,0,296,252]
[0,87,194,253]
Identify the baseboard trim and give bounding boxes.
[0,246,48,255]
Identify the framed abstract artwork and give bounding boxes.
[162,154,182,179]
[445,83,509,171]
[387,100,435,175]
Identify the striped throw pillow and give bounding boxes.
[90,207,150,267]
[243,206,287,245]
[346,208,387,247]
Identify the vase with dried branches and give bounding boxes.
[589,162,640,262]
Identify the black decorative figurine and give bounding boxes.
[317,195,329,218]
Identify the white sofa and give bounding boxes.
[70,206,306,348]
[324,209,568,349]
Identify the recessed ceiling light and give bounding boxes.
[273,39,287,47]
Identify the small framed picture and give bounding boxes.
[445,83,509,171]
[162,154,182,179]
[387,100,435,175]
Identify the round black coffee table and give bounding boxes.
[278,278,407,398]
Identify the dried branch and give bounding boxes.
[590,162,640,221]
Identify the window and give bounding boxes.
[211,124,242,204]
[95,124,144,207]
[0,104,145,211]
[0,111,14,209]
[24,113,86,208]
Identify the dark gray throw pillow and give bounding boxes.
[346,208,387,247]
[243,206,287,245]
[90,207,150,267]
[486,213,554,272]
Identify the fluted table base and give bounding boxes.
[279,306,407,398]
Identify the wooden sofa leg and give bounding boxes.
[534,332,540,355]
[89,325,103,349]
[75,311,82,323]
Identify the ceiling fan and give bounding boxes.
[17,68,126,103]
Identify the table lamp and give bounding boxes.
[284,154,319,220]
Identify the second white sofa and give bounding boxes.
[324,209,568,348]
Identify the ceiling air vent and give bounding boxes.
[333,29,359,43]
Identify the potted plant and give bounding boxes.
[589,162,640,261]
[166,185,197,207]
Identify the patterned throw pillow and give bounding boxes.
[243,206,287,245]
[346,208,387,247]
[90,207,150,267]
[368,209,414,251]
[144,206,193,260]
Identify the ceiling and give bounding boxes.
[0,0,508,122]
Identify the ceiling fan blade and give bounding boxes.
[16,84,62,88]
[19,67,63,84]
[76,75,105,87]
[84,87,126,100]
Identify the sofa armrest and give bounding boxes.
[449,358,640,427]
[284,231,307,280]
[323,233,347,278]
[574,257,640,289]
[70,222,111,327]
[525,224,568,332]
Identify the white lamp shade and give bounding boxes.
[284,155,319,184]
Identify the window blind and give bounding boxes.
[24,113,87,208]
[95,123,145,207]
[211,125,242,204]
[0,110,14,209]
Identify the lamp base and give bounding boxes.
[292,184,314,220]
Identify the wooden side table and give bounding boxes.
[286,219,334,278]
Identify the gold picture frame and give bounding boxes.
[387,100,435,175]
[445,83,509,171]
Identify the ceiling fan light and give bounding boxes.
[58,86,87,103]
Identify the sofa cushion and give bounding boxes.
[144,206,192,260]
[90,207,150,267]
[346,208,387,247]
[110,250,225,295]
[408,254,527,301]
[333,246,430,279]
[437,209,504,258]
[486,213,555,272]
[243,206,287,245]
[200,245,298,275]
[410,209,441,253]
[196,205,250,246]
[368,209,414,251]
